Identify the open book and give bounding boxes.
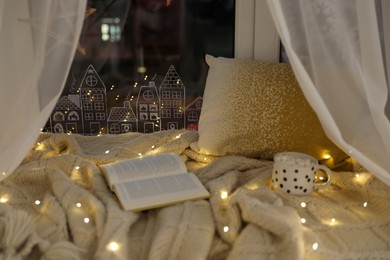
[100,152,210,211]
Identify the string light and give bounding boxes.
[312,242,319,251]
[220,191,228,200]
[107,241,120,252]
[300,202,307,208]
[223,226,229,233]
[322,154,331,160]
[0,196,8,203]
[84,217,90,224]
[301,218,306,224]
[75,166,80,170]
[331,218,336,223]
[76,202,82,208]
[138,153,142,157]
[35,200,41,205]
[363,202,368,208]
[105,150,110,154]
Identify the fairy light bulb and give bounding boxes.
[322,154,331,160]
[363,202,368,208]
[300,202,307,208]
[107,241,120,252]
[84,217,90,224]
[75,166,80,170]
[223,226,229,233]
[301,218,306,224]
[0,196,8,203]
[220,191,228,200]
[331,218,336,223]
[312,242,319,251]
[105,150,110,154]
[35,200,41,205]
[76,202,82,208]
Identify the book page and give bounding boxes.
[101,153,188,189]
[113,172,210,211]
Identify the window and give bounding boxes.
[172,100,181,108]
[188,111,198,121]
[162,100,171,108]
[45,0,235,135]
[162,109,171,118]
[83,103,93,110]
[96,113,106,121]
[84,113,93,120]
[143,90,154,100]
[94,103,105,111]
[93,94,104,101]
[161,91,170,99]
[86,75,98,86]
[172,91,181,99]
[149,104,158,111]
[173,109,182,118]
[53,112,65,122]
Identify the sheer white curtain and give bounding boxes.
[266,0,390,185]
[0,0,86,181]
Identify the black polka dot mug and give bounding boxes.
[271,152,332,195]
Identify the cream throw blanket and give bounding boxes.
[0,130,389,259]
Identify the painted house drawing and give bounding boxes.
[50,95,82,134]
[159,65,186,130]
[136,81,161,133]
[46,64,202,135]
[79,65,108,135]
[185,96,202,131]
[107,101,137,134]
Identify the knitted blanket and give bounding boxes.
[0,129,390,259]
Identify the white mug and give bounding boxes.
[271,152,332,195]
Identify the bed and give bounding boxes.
[1,56,390,260]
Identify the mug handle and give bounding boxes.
[314,165,332,190]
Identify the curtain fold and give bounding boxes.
[267,0,390,186]
[0,0,86,181]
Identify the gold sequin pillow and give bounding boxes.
[190,55,347,167]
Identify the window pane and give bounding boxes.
[44,0,235,135]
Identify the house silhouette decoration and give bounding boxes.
[46,64,202,135]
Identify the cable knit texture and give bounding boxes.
[0,129,389,259]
